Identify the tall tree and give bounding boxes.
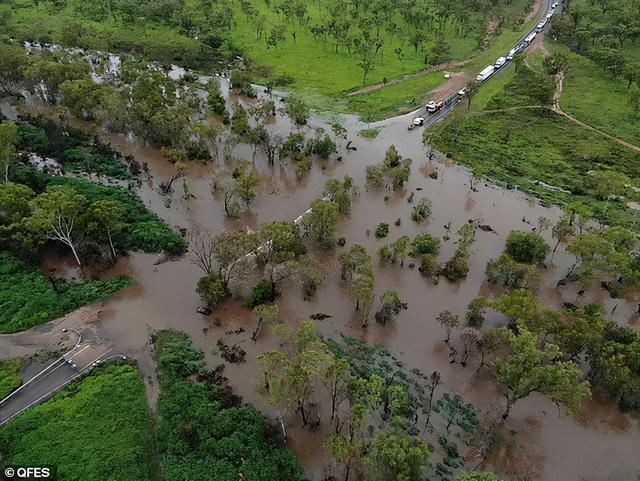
[86,200,125,260]
[21,185,87,266]
[300,198,340,247]
[0,121,18,184]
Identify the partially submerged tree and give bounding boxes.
[300,198,340,247]
[366,145,412,191]
[492,327,591,419]
[374,290,407,325]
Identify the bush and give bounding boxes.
[0,358,25,399]
[413,233,440,254]
[419,254,441,282]
[375,223,390,238]
[441,252,470,281]
[485,254,542,289]
[411,198,432,224]
[465,298,486,328]
[619,380,640,411]
[244,280,277,308]
[506,231,550,264]
[196,274,230,310]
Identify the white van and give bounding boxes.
[525,32,537,44]
[495,56,507,69]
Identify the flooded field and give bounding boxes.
[3,81,640,480]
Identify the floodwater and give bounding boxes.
[3,79,640,480]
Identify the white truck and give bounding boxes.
[524,31,537,44]
[507,44,523,60]
[495,56,507,69]
[476,65,495,82]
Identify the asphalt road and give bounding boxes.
[418,0,556,130]
[0,341,115,427]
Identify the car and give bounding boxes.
[408,117,424,130]
[196,306,212,315]
[457,88,467,97]
[495,56,507,69]
[426,100,437,113]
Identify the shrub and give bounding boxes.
[419,254,441,282]
[411,198,432,224]
[485,254,542,289]
[0,358,25,399]
[465,298,486,328]
[244,280,277,308]
[413,233,440,254]
[196,274,229,310]
[375,223,390,238]
[505,231,550,264]
[441,252,470,281]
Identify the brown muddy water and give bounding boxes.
[3,88,640,481]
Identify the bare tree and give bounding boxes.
[459,327,480,367]
[189,224,216,275]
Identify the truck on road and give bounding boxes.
[495,56,507,69]
[476,65,495,82]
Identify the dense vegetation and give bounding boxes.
[429,107,640,226]
[0,252,132,333]
[153,330,305,481]
[0,363,153,481]
[0,357,25,399]
[13,116,133,179]
[10,165,187,254]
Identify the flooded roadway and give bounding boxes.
[3,85,640,480]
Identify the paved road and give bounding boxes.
[0,341,116,427]
[394,0,556,131]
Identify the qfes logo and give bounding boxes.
[3,466,53,480]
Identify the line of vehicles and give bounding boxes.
[408,1,559,131]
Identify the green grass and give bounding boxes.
[0,251,133,333]
[0,358,25,399]
[347,71,447,120]
[228,1,479,98]
[0,363,152,481]
[430,108,640,227]
[359,128,381,139]
[551,43,640,145]
[471,63,519,110]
